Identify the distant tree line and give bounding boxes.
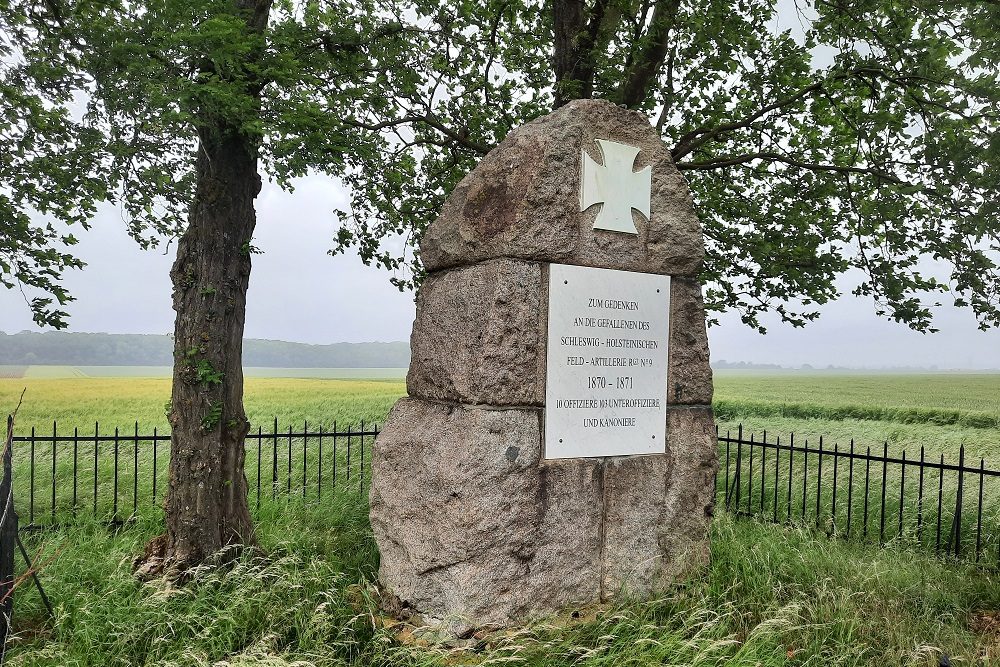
[0,332,409,368]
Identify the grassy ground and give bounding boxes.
[3,372,999,664]
[8,499,999,666]
[1,377,405,433]
[16,366,409,380]
[714,372,1000,414]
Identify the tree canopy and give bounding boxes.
[339,0,1000,333]
[2,0,998,335]
[1,0,406,325]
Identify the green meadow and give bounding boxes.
[1,376,405,433]
[1,369,998,665]
[9,501,1000,666]
[3,369,996,462]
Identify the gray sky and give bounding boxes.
[2,173,999,370]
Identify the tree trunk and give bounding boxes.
[159,122,261,575]
[128,0,273,580]
[551,0,608,108]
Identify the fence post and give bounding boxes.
[879,441,888,543]
[113,427,120,522]
[801,439,808,520]
[51,421,57,522]
[916,446,925,543]
[898,450,906,539]
[723,429,731,503]
[950,445,965,557]
[832,442,839,531]
[846,440,854,538]
[152,427,158,503]
[730,424,743,510]
[975,458,984,562]
[271,417,278,500]
[936,453,944,552]
[815,436,823,527]
[29,426,34,527]
[73,426,79,515]
[773,435,780,523]
[787,432,794,522]
[286,424,292,495]
[133,422,139,517]
[759,430,767,513]
[1,415,17,660]
[93,422,99,518]
[347,425,353,483]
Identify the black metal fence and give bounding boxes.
[717,425,1000,566]
[10,419,378,528]
[7,417,1000,568]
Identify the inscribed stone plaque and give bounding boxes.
[544,263,670,459]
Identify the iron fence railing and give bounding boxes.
[10,419,377,527]
[6,417,999,568]
[717,425,1000,566]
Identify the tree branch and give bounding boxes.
[482,3,508,108]
[344,114,493,155]
[676,151,910,186]
[671,78,827,161]
[617,0,682,109]
[670,65,979,161]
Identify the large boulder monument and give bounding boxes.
[370,99,716,634]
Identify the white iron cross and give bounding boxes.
[579,139,651,234]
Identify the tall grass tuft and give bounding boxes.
[8,505,999,666]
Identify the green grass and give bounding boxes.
[1,377,405,433]
[8,504,999,666]
[16,365,408,380]
[714,372,1000,414]
[3,372,1000,664]
[712,372,1000,466]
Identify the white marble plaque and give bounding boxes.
[544,264,670,459]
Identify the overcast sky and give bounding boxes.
[2,172,999,370]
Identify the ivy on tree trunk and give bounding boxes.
[160,121,260,574]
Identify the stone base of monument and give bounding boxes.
[370,99,717,636]
[371,400,716,635]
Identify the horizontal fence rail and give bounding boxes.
[717,425,1000,567]
[9,419,377,528]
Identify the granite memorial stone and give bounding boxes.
[370,99,716,634]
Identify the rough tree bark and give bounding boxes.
[551,0,607,108]
[137,0,272,578]
[550,0,678,110]
[160,122,260,574]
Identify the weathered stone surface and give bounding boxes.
[601,453,671,598]
[667,277,713,405]
[525,457,604,611]
[660,406,717,578]
[406,259,545,406]
[370,398,602,633]
[374,99,716,635]
[420,99,704,277]
[601,407,716,595]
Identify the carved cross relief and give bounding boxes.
[579,139,651,235]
